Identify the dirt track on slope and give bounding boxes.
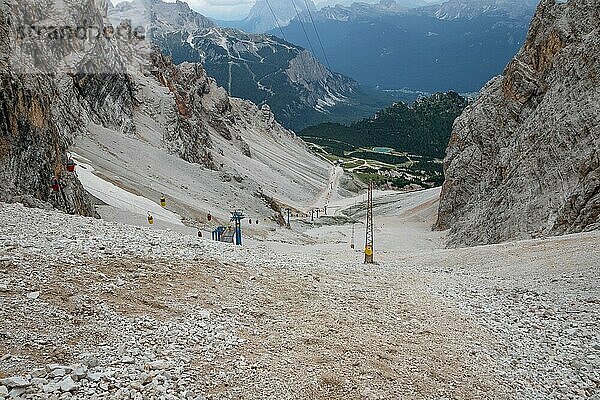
[1,202,598,399]
[0,252,503,399]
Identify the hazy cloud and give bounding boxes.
[110,0,445,21]
[112,0,256,20]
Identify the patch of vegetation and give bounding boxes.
[348,151,409,165]
[411,159,444,174]
[354,172,390,185]
[343,160,364,169]
[299,92,468,159]
[307,138,445,190]
[302,137,356,152]
[299,92,464,190]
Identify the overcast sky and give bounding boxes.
[112,0,257,21]
[111,0,444,22]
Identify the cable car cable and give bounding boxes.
[265,0,287,42]
[302,0,331,70]
[290,0,317,60]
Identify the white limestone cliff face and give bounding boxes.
[436,0,600,247]
[0,0,330,220]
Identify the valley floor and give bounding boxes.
[0,188,599,399]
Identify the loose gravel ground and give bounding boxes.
[0,202,599,399]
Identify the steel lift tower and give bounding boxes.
[364,182,374,263]
[230,210,245,246]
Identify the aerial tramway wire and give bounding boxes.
[302,0,332,70]
[290,0,317,60]
[264,0,287,42]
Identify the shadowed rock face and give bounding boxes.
[0,0,103,216]
[436,0,600,247]
[0,0,144,215]
[0,73,98,216]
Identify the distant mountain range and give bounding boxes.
[109,0,391,130]
[315,0,432,7]
[221,0,445,32]
[425,0,539,20]
[219,0,317,34]
[108,0,540,129]
[263,0,538,92]
[107,0,214,31]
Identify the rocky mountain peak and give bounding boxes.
[110,0,364,130]
[318,0,408,20]
[420,0,539,20]
[243,0,317,33]
[111,0,215,33]
[436,0,600,247]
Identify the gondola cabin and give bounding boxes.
[51,177,59,192]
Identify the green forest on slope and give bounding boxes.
[299,92,469,159]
